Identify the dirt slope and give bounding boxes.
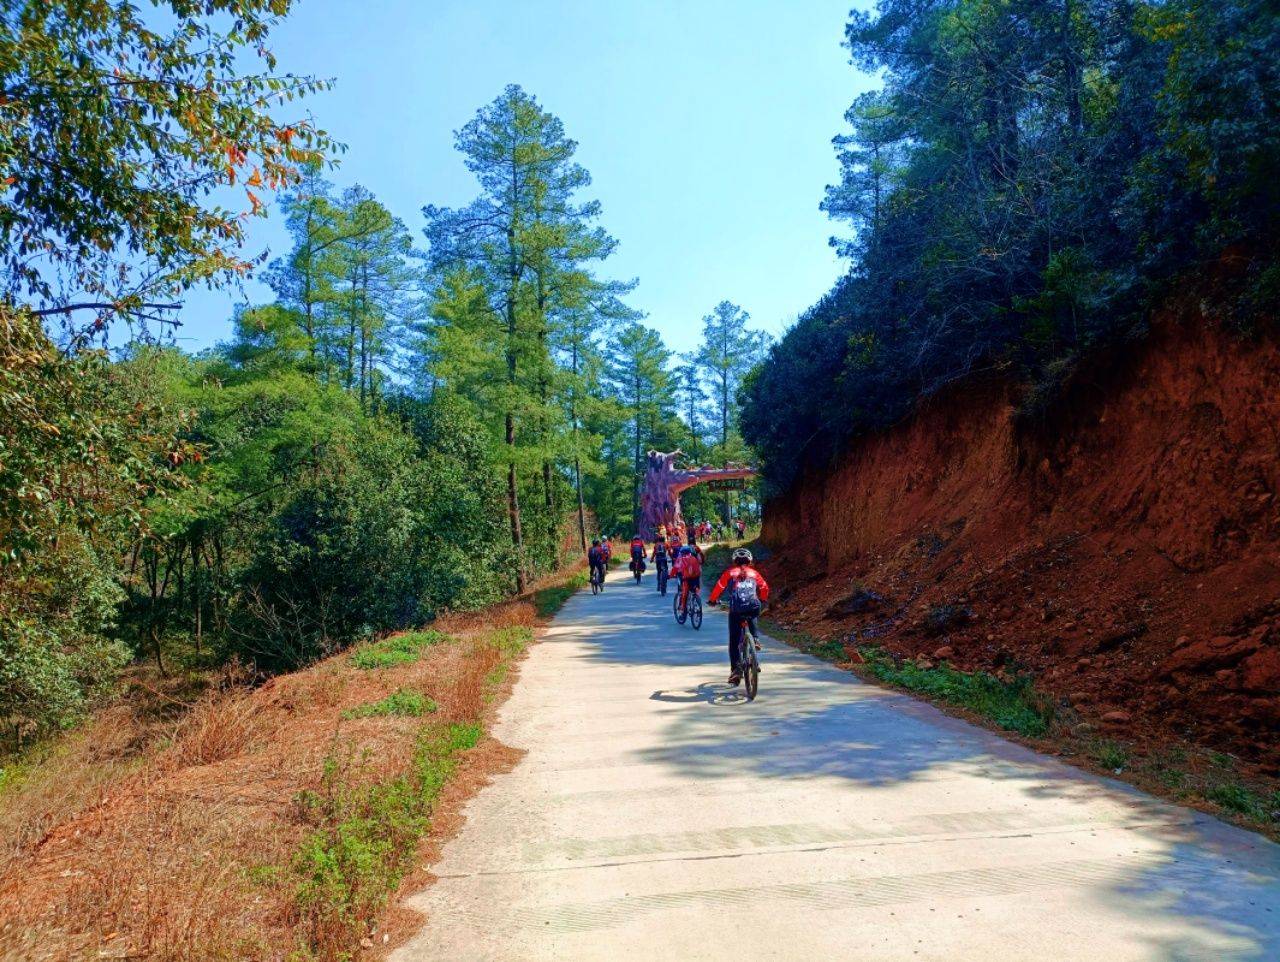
[761,310,1280,774]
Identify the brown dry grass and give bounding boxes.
[0,562,580,962]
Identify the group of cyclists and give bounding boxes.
[586,526,770,688]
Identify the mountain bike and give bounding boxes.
[738,618,760,701]
[673,584,703,630]
[590,566,604,595]
[630,558,644,584]
[656,564,669,595]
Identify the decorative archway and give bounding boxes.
[637,449,757,540]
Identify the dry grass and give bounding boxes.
[0,559,571,962]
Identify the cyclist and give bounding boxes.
[629,534,645,577]
[650,536,670,592]
[708,548,770,685]
[685,531,705,563]
[672,544,703,618]
[587,538,607,589]
[601,536,612,566]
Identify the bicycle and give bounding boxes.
[673,583,703,630]
[590,567,604,595]
[630,558,644,584]
[656,564,669,596]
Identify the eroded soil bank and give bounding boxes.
[761,309,1280,776]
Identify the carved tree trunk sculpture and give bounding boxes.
[637,450,756,539]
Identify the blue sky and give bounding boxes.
[177,0,876,356]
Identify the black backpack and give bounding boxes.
[729,573,762,615]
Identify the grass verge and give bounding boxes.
[858,645,1054,737]
[531,570,589,618]
[0,615,539,961]
[340,688,436,720]
[350,630,445,670]
[292,721,482,953]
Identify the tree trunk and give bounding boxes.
[574,456,588,554]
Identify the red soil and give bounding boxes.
[761,311,1280,774]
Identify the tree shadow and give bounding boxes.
[557,579,1280,958]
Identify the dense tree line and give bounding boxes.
[742,0,1280,491]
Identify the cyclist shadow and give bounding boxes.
[649,682,749,707]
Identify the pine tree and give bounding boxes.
[605,322,673,526]
[698,301,769,523]
[423,85,633,585]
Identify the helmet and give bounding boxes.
[592,538,600,546]
[732,548,753,564]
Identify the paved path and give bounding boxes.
[394,565,1280,961]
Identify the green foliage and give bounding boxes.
[1091,739,1131,772]
[423,85,636,584]
[349,632,446,671]
[1204,782,1280,822]
[744,0,1280,490]
[859,646,1054,737]
[531,572,589,619]
[341,689,436,720]
[0,0,333,329]
[0,311,177,737]
[292,722,482,951]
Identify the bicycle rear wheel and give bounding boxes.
[674,591,686,624]
[690,593,702,630]
[742,630,759,701]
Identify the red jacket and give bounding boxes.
[708,564,769,605]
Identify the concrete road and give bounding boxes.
[394,565,1280,961]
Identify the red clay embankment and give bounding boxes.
[762,310,1280,773]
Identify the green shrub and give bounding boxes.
[341,689,436,720]
[350,631,445,671]
[859,646,1053,737]
[1091,739,1130,772]
[292,722,483,950]
[1205,782,1279,822]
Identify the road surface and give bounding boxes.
[394,565,1280,961]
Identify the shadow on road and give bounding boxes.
[553,570,1280,960]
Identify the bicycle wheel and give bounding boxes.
[658,571,667,596]
[744,645,759,701]
[591,577,599,595]
[690,593,702,630]
[674,591,686,624]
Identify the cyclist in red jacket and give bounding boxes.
[708,548,770,685]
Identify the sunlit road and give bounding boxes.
[393,565,1280,961]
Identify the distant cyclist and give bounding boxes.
[708,548,770,685]
[629,534,645,577]
[587,538,607,589]
[672,544,703,617]
[685,531,705,563]
[650,536,670,592]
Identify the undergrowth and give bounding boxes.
[532,571,588,618]
[350,630,445,670]
[292,722,482,953]
[859,645,1054,737]
[340,689,436,720]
